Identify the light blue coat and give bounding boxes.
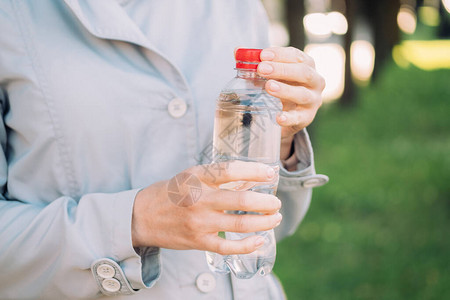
[0,0,327,299]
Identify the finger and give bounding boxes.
[265,80,318,106]
[277,109,316,130]
[258,62,323,89]
[206,234,267,255]
[260,46,315,68]
[193,161,276,185]
[206,190,281,214]
[216,212,282,233]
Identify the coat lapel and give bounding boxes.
[63,0,153,50]
[62,0,191,93]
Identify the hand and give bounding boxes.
[257,47,325,159]
[131,161,282,255]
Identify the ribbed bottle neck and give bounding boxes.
[236,69,265,80]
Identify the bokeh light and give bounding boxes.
[304,13,331,38]
[393,40,450,70]
[397,6,417,34]
[443,0,450,13]
[303,12,348,39]
[418,6,440,26]
[328,12,348,35]
[305,43,345,102]
[351,40,375,83]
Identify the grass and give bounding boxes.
[274,62,450,300]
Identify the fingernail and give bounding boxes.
[267,166,275,178]
[268,81,280,92]
[254,236,265,248]
[260,50,275,60]
[258,62,273,75]
[279,113,287,122]
[276,199,282,210]
[275,213,283,226]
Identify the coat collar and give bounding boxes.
[62,0,190,94]
[63,0,153,50]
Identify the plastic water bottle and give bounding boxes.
[205,48,282,279]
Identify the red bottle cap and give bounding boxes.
[235,48,262,70]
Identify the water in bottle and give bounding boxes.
[205,48,282,279]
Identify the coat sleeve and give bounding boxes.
[0,90,160,299]
[275,129,329,241]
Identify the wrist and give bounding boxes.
[280,134,295,161]
[131,189,146,248]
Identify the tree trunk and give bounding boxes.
[285,0,305,50]
[368,0,401,79]
[340,0,357,107]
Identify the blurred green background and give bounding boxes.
[267,0,450,299]
[275,62,450,300]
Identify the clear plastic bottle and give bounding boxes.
[205,48,282,279]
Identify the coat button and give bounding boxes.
[195,272,216,293]
[101,278,121,293]
[96,264,115,279]
[168,97,187,118]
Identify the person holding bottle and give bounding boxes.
[0,1,327,299]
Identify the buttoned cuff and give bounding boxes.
[91,189,161,295]
[116,189,161,290]
[278,129,328,190]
